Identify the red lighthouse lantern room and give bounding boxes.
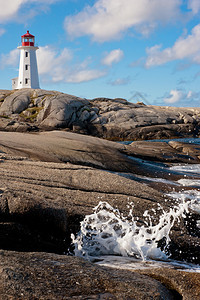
[21,30,35,46]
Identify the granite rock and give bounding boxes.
[0,89,31,115]
[0,89,200,140]
[0,250,188,300]
[0,130,199,298]
[0,131,199,263]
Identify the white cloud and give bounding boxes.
[37,46,72,77]
[164,90,184,104]
[37,46,74,82]
[145,24,200,67]
[164,89,200,105]
[0,49,19,69]
[37,46,106,83]
[67,69,106,83]
[0,0,59,23]
[188,0,200,14]
[64,0,181,42]
[0,0,25,22]
[102,49,124,66]
[1,45,107,84]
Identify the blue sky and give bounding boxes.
[0,0,200,107]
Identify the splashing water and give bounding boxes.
[168,190,200,214]
[72,197,190,262]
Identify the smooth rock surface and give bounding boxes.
[0,89,31,115]
[136,267,200,300]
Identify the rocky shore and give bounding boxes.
[0,89,200,298]
[1,89,200,140]
[0,129,200,299]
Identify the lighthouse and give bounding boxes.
[12,30,40,89]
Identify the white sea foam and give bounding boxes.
[169,164,200,212]
[178,179,200,187]
[95,255,200,273]
[170,164,200,174]
[72,198,189,261]
[138,175,179,185]
[168,190,200,214]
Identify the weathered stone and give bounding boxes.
[0,89,200,139]
[0,89,31,115]
[0,90,11,102]
[0,130,199,298]
[169,140,200,156]
[89,99,200,140]
[127,140,200,163]
[0,88,200,298]
[38,94,89,128]
[0,131,199,263]
[136,267,200,300]
[79,109,90,122]
[1,130,196,178]
[0,250,182,299]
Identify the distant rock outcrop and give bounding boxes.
[0,88,200,140]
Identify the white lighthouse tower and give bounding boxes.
[12,30,40,89]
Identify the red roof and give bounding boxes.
[21,30,35,38]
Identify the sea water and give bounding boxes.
[72,200,189,260]
[72,138,200,272]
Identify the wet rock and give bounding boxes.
[0,130,196,177]
[0,130,199,298]
[137,267,200,300]
[169,140,200,157]
[0,131,199,263]
[126,140,200,163]
[0,250,178,299]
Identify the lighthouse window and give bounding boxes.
[25,78,28,84]
[25,64,28,70]
[25,52,28,57]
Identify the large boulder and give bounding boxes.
[0,89,31,115]
[37,93,90,128]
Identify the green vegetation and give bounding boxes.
[20,106,43,122]
[0,115,10,119]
